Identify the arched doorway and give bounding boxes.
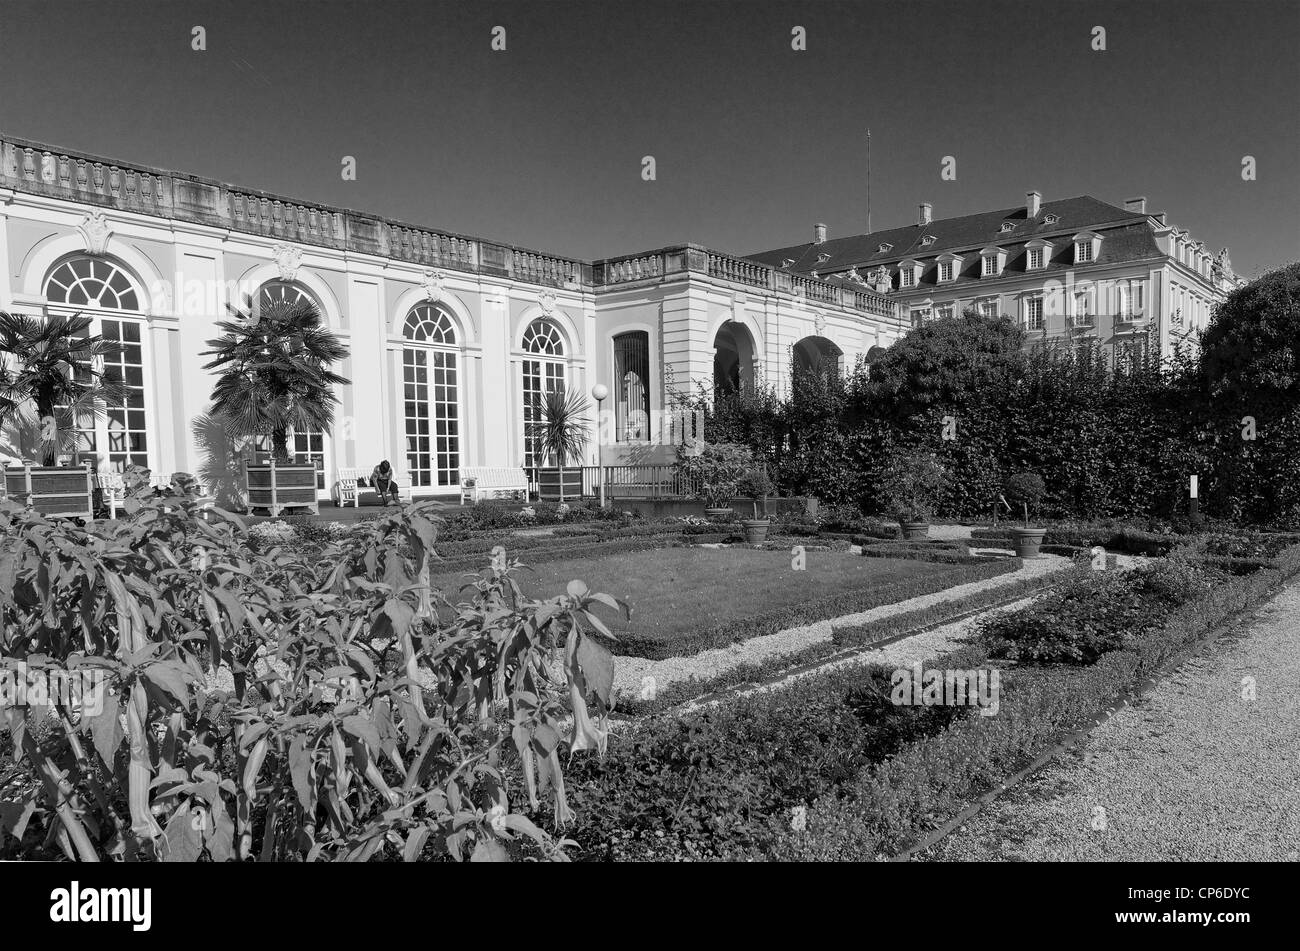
[792,335,843,379]
[713,321,757,394]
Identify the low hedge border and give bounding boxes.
[434,533,678,577]
[611,566,1069,719]
[608,558,1021,660]
[971,525,1178,556]
[756,542,1300,862]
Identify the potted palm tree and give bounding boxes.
[0,312,127,517]
[736,466,774,544]
[202,297,349,516]
[1004,471,1047,558]
[527,388,590,503]
[878,451,947,540]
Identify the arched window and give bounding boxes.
[521,319,566,468]
[613,331,651,441]
[251,281,329,488]
[46,258,141,310]
[42,256,149,472]
[402,304,460,488]
[258,280,317,310]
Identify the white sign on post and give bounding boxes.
[1190,475,1199,499]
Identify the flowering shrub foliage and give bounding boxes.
[0,485,622,861]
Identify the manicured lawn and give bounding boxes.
[431,545,948,644]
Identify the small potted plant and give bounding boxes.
[736,466,774,545]
[878,452,947,540]
[1004,472,1047,558]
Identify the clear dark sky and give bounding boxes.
[2,0,1296,275]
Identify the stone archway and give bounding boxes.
[713,320,757,394]
[792,335,843,379]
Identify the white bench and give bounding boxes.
[459,466,529,504]
[96,470,216,520]
[333,465,414,506]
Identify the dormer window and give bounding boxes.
[1000,221,1015,233]
[781,258,795,268]
[979,246,1006,278]
[1044,213,1060,225]
[920,234,937,247]
[1024,238,1052,271]
[898,259,921,289]
[1072,231,1102,265]
[936,252,963,284]
[877,243,893,253]
[816,253,831,264]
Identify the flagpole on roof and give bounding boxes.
[866,129,872,235]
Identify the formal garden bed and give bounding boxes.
[543,538,1300,861]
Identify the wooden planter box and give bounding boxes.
[245,463,320,516]
[536,467,584,501]
[3,463,95,519]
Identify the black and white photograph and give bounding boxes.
[0,0,1296,932]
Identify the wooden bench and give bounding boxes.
[459,466,529,504]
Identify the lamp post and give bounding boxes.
[591,383,608,509]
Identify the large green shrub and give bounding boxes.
[0,489,620,861]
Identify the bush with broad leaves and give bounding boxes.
[0,481,624,861]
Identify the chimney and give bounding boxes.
[918,202,932,226]
[1153,212,1167,226]
[813,222,827,244]
[1026,191,1041,218]
[1124,196,1147,214]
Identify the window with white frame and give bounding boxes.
[1026,297,1044,330]
[43,257,151,472]
[980,298,999,318]
[938,261,953,282]
[521,319,567,469]
[1028,248,1044,270]
[1073,289,1093,324]
[1076,241,1093,263]
[982,255,999,277]
[910,308,931,328]
[402,303,460,488]
[901,269,915,288]
[937,303,954,321]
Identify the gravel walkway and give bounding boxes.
[921,580,1300,862]
[613,552,1070,701]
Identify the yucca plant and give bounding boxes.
[201,298,350,464]
[0,312,128,466]
[527,388,591,503]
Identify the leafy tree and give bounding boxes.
[862,310,1026,422]
[201,299,350,464]
[0,312,127,466]
[1199,262,1300,405]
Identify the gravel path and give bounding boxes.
[921,580,1300,862]
[613,553,1070,701]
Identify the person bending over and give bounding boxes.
[370,459,401,506]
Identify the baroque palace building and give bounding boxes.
[749,191,1242,362]
[0,134,902,497]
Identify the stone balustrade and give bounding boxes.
[0,133,895,313]
[595,244,897,320]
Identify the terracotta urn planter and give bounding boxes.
[1010,526,1047,558]
[899,520,930,540]
[741,518,771,545]
[705,506,733,519]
